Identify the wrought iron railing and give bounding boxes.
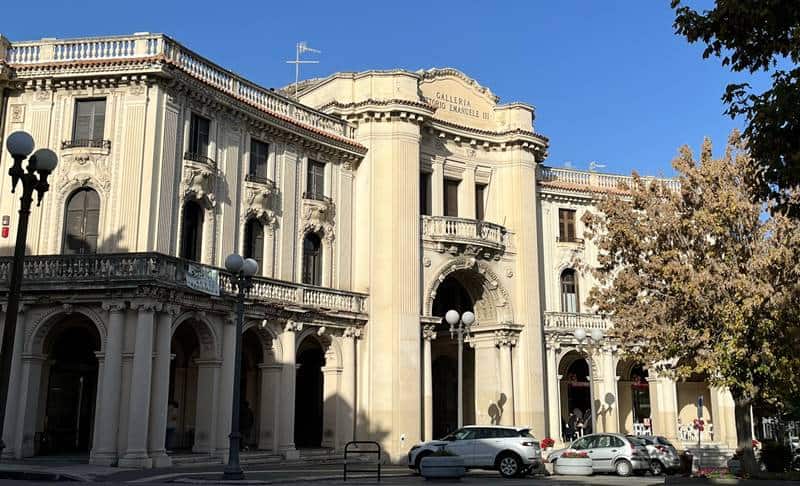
[4,33,356,140]
[302,192,333,204]
[0,252,368,314]
[184,151,216,167]
[421,215,508,250]
[61,139,111,150]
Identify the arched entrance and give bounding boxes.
[294,336,324,448]
[559,351,592,438]
[38,316,101,455]
[240,329,263,450]
[431,272,476,438]
[617,361,651,435]
[676,370,713,441]
[168,320,202,452]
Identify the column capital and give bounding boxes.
[494,329,518,348]
[343,326,362,339]
[284,320,303,333]
[102,300,127,313]
[163,303,182,317]
[131,301,162,313]
[422,324,437,341]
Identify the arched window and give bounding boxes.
[560,268,579,313]
[180,201,204,262]
[302,233,322,286]
[243,219,264,275]
[63,188,100,254]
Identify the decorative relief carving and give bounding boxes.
[300,197,335,242]
[10,104,25,123]
[53,151,113,194]
[181,167,216,207]
[423,257,431,268]
[422,324,438,341]
[494,329,518,347]
[35,90,50,101]
[343,326,362,339]
[243,180,277,225]
[284,320,303,333]
[102,301,126,313]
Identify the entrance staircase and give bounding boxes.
[679,442,734,467]
[169,448,339,467]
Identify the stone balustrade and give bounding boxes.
[4,33,355,140]
[543,311,611,330]
[421,215,508,252]
[537,166,680,192]
[0,252,367,315]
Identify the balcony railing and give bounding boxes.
[4,33,356,141]
[0,252,368,315]
[61,139,112,151]
[421,215,508,251]
[543,311,611,330]
[537,166,681,192]
[184,151,216,167]
[302,192,333,204]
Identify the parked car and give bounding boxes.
[628,435,680,475]
[407,425,541,478]
[547,433,650,476]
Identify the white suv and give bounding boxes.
[407,425,541,478]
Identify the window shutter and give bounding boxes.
[92,100,106,140]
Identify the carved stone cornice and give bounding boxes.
[102,301,127,313]
[131,301,163,313]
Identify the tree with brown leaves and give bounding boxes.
[583,132,800,473]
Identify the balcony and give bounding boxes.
[537,166,681,193]
[184,151,216,167]
[421,215,508,255]
[543,311,611,331]
[0,252,367,315]
[61,139,112,151]
[302,191,332,204]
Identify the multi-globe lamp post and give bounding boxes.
[222,253,258,480]
[0,131,58,456]
[573,327,604,435]
[444,309,475,429]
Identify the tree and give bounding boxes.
[672,1,800,216]
[582,133,800,473]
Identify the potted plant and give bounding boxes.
[419,448,466,479]
[554,450,593,476]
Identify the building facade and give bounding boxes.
[0,33,737,467]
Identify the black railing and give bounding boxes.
[343,441,381,482]
[245,173,274,186]
[61,139,111,150]
[302,191,332,204]
[184,151,216,166]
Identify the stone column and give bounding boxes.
[119,302,161,468]
[148,305,179,467]
[278,321,300,459]
[650,368,679,443]
[193,359,221,453]
[431,159,444,216]
[598,346,619,433]
[264,224,276,278]
[339,327,359,446]
[90,301,127,465]
[321,354,342,450]
[462,165,476,219]
[545,340,563,443]
[18,353,45,457]
[215,315,237,458]
[2,306,26,459]
[496,330,517,426]
[257,363,281,451]
[422,325,436,441]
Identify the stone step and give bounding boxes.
[169,454,223,466]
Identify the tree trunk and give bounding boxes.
[732,393,758,474]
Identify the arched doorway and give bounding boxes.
[38,316,101,455]
[431,272,476,438]
[168,321,201,452]
[240,329,264,450]
[559,351,592,438]
[676,370,713,441]
[294,337,324,448]
[617,361,651,435]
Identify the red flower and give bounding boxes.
[541,437,555,448]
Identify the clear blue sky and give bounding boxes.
[2,0,770,177]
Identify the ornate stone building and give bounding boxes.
[0,33,737,468]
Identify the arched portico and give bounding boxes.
[617,360,652,435]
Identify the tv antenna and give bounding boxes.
[286,42,321,97]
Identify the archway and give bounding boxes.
[294,336,324,448]
[38,316,101,455]
[559,351,592,438]
[617,361,651,435]
[676,370,713,441]
[240,329,264,450]
[168,320,202,452]
[431,272,476,438]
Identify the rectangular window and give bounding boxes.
[306,159,325,199]
[188,113,211,157]
[475,183,487,221]
[558,208,577,242]
[444,179,460,217]
[420,172,432,216]
[73,99,106,142]
[249,139,269,181]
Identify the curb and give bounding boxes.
[172,472,412,484]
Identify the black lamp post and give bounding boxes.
[0,131,58,457]
[222,253,258,480]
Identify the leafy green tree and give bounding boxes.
[672,1,800,215]
[583,133,800,473]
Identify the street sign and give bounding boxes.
[697,396,704,418]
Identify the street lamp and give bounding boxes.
[222,253,258,480]
[444,309,475,429]
[0,131,58,456]
[573,327,604,435]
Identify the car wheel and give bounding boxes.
[650,460,664,475]
[498,453,522,478]
[414,451,431,474]
[615,459,633,477]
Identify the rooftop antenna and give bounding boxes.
[286,42,320,97]
[588,161,606,172]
